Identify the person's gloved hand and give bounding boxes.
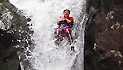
[58,17,62,22]
[66,18,71,23]
[57,17,66,25]
[58,17,65,22]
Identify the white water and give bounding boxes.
[9,0,86,70]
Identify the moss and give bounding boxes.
[0,52,20,70]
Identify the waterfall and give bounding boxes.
[9,0,86,70]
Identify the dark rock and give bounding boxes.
[27,18,31,22]
[0,0,4,3]
[0,0,33,70]
[85,0,123,70]
[0,29,19,70]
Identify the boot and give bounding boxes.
[71,45,75,52]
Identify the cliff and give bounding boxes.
[0,0,32,70]
[85,0,123,70]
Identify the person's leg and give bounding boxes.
[55,28,63,46]
[64,27,72,43]
[64,27,75,51]
[56,28,62,35]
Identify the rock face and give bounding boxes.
[85,0,123,70]
[0,0,32,70]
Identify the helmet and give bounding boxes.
[63,9,70,14]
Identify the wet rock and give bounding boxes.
[85,0,123,70]
[27,18,31,22]
[0,0,33,70]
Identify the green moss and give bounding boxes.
[0,53,19,70]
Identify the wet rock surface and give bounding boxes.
[85,0,123,70]
[0,0,33,70]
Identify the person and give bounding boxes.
[55,9,74,49]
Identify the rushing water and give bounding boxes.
[9,0,86,70]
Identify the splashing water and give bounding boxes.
[9,0,86,70]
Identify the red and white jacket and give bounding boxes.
[57,16,74,27]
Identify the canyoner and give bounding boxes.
[54,9,75,51]
[10,0,85,69]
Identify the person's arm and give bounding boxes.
[70,17,74,24]
[66,17,73,23]
[66,17,74,28]
[57,17,62,25]
[57,16,65,25]
[66,18,71,23]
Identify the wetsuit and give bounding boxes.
[56,16,74,43]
